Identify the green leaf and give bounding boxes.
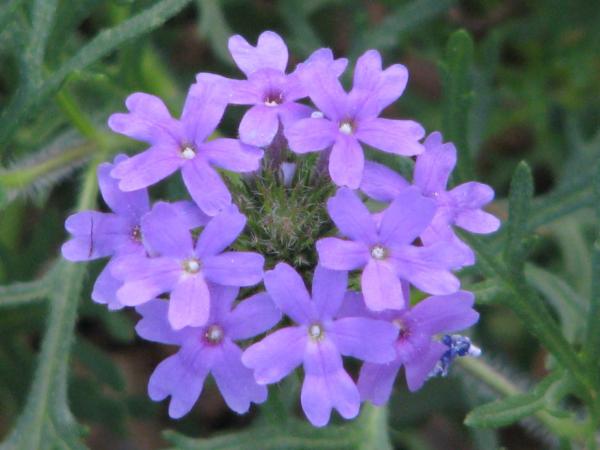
[440,29,474,182]
[0,0,24,37]
[0,0,192,148]
[72,338,125,391]
[164,421,360,450]
[525,264,586,342]
[504,161,534,269]
[0,262,88,450]
[465,373,562,428]
[583,240,600,374]
[350,0,457,57]
[0,262,59,307]
[23,0,59,84]
[195,0,233,65]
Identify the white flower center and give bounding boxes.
[339,122,353,135]
[183,258,201,274]
[311,111,324,119]
[308,323,324,341]
[265,99,279,107]
[370,245,387,260]
[181,146,196,160]
[204,324,224,344]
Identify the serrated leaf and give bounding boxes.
[441,29,474,182]
[504,161,534,269]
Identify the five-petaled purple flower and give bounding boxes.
[341,290,479,404]
[108,82,263,216]
[112,202,264,329]
[136,285,281,417]
[242,263,398,427]
[361,132,501,266]
[285,50,425,188]
[317,187,462,311]
[61,154,207,310]
[198,31,347,148]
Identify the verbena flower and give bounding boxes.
[317,187,462,311]
[108,82,263,216]
[61,154,206,309]
[335,290,479,405]
[112,202,264,329]
[242,263,398,427]
[136,285,281,418]
[361,132,501,266]
[198,31,347,147]
[285,49,425,188]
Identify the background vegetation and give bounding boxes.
[1,0,599,449]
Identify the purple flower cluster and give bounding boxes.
[62,31,499,427]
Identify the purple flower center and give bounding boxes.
[393,318,410,340]
[182,258,201,274]
[370,245,388,260]
[264,91,284,107]
[204,324,224,345]
[308,323,325,341]
[131,225,142,243]
[180,143,197,160]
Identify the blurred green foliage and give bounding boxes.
[1,0,599,449]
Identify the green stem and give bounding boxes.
[357,403,392,450]
[55,90,104,142]
[0,142,95,189]
[459,358,592,443]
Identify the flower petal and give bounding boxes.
[225,292,282,340]
[391,243,461,295]
[327,187,378,244]
[92,261,124,310]
[409,291,479,335]
[168,275,211,330]
[301,339,360,427]
[181,81,228,143]
[329,134,364,189]
[328,317,397,363]
[98,155,149,219]
[202,138,263,172]
[455,209,501,234]
[111,145,181,191]
[316,238,369,271]
[360,160,408,202]
[285,117,337,154]
[212,340,268,413]
[228,31,288,76]
[300,65,347,120]
[203,252,264,287]
[278,102,313,128]
[357,360,402,405]
[148,352,208,419]
[361,259,405,311]
[242,326,307,384]
[238,105,280,147]
[141,202,193,258]
[181,159,232,216]
[378,187,436,246]
[404,341,447,392]
[113,256,181,306]
[413,132,456,195]
[135,299,185,345]
[62,212,130,261]
[195,205,246,258]
[108,93,180,143]
[356,117,424,156]
[312,266,348,321]
[263,262,315,324]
